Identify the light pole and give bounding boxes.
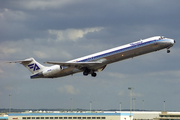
[71,98,73,112]
[164,101,166,111]
[128,87,134,120]
[90,101,92,113]
[9,94,11,113]
[142,100,144,111]
[119,102,121,112]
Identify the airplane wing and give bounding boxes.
[45,61,102,70]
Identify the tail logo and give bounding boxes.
[28,63,40,71]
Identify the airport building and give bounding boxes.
[0,114,8,120]
[8,112,132,120]
[2,111,180,120]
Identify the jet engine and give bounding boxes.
[42,65,62,77]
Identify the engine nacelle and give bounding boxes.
[42,65,62,77]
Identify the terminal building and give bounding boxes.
[8,112,132,120]
[2,111,180,120]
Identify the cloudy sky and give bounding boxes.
[0,0,180,111]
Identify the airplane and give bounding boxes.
[8,36,175,79]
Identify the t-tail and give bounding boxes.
[7,58,46,78]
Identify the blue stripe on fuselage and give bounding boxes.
[78,39,160,62]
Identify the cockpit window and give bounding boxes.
[159,36,164,39]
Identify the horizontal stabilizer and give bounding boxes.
[7,58,33,63]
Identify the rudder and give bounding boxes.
[21,58,45,74]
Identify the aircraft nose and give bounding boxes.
[170,39,175,44]
[171,39,176,44]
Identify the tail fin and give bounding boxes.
[8,58,46,74]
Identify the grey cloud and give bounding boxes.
[0,0,179,111]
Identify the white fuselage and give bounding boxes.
[31,36,175,79]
